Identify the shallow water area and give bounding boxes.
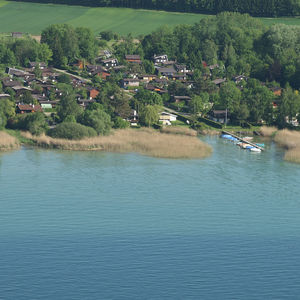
[0,136,300,299]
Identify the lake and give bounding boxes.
[1,137,300,299]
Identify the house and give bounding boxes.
[172,74,187,81]
[41,69,59,82]
[101,58,118,68]
[77,99,96,108]
[125,55,141,64]
[173,96,191,104]
[99,49,112,59]
[210,110,229,124]
[11,32,23,38]
[16,104,43,114]
[140,74,157,83]
[153,54,168,64]
[0,93,10,100]
[175,64,190,73]
[2,78,21,88]
[158,66,176,77]
[87,88,99,99]
[40,103,53,110]
[159,112,177,126]
[212,78,226,87]
[208,64,219,71]
[12,86,33,97]
[270,87,282,96]
[86,65,107,76]
[122,78,140,89]
[112,65,126,72]
[6,67,30,78]
[38,100,59,108]
[29,62,47,70]
[128,109,139,126]
[233,75,248,84]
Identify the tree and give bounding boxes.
[34,64,42,79]
[21,91,38,105]
[57,74,71,84]
[189,95,203,115]
[218,81,241,113]
[76,27,98,62]
[113,116,130,129]
[111,91,132,119]
[41,24,79,67]
[0,99,16,120]
[140,105,160,127]
[277,86,300,127]
[79,107,112,135]
[135,89,163,106]
[57,93,82,122]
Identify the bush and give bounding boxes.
[48,122,97,140]
[8,112,47,135]
[113,117,129,129]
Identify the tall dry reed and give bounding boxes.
[0,131,20,151]
[272,129,300,163]
[274,129,300,149]
[160,126,197,136]
[260,126,278,137]
[22,128,212,159]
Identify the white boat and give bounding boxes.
[250,147,261,153]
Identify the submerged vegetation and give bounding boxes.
[0,131,20,151]
[21,128,212,159]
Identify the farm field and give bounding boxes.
[0,0,299,36]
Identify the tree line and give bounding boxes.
[9,0,300,17]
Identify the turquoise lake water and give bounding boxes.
[1,137,300,299]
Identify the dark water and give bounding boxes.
[1,137,300,299]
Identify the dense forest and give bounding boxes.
[10,0,300,17]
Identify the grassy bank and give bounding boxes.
[0,1,299,35]
[0,131,20,151]
[21,128,212,159]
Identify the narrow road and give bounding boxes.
[53,68,92,83]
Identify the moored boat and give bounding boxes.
[250,147,262,152]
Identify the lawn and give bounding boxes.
[0,0,299,36]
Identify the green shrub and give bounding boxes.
[48,122,97,140]
[113,117,129,129]
[8,112,47,135]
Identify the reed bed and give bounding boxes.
[22,128,212,159]
[272,129,300,163]
[260,126,278,137]
[274,129,300,149]
[0,131,20,151]
[160,126,197,136]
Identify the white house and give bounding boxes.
[159,112,177,126]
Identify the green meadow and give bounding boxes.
[0,0,299,36]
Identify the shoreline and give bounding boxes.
[9,128,213,159]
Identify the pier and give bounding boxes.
[222,130,265,151]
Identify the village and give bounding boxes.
[0,45,289,131]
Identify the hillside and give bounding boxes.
[0,1,299,35]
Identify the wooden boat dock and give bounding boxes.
[222,130,265,151]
